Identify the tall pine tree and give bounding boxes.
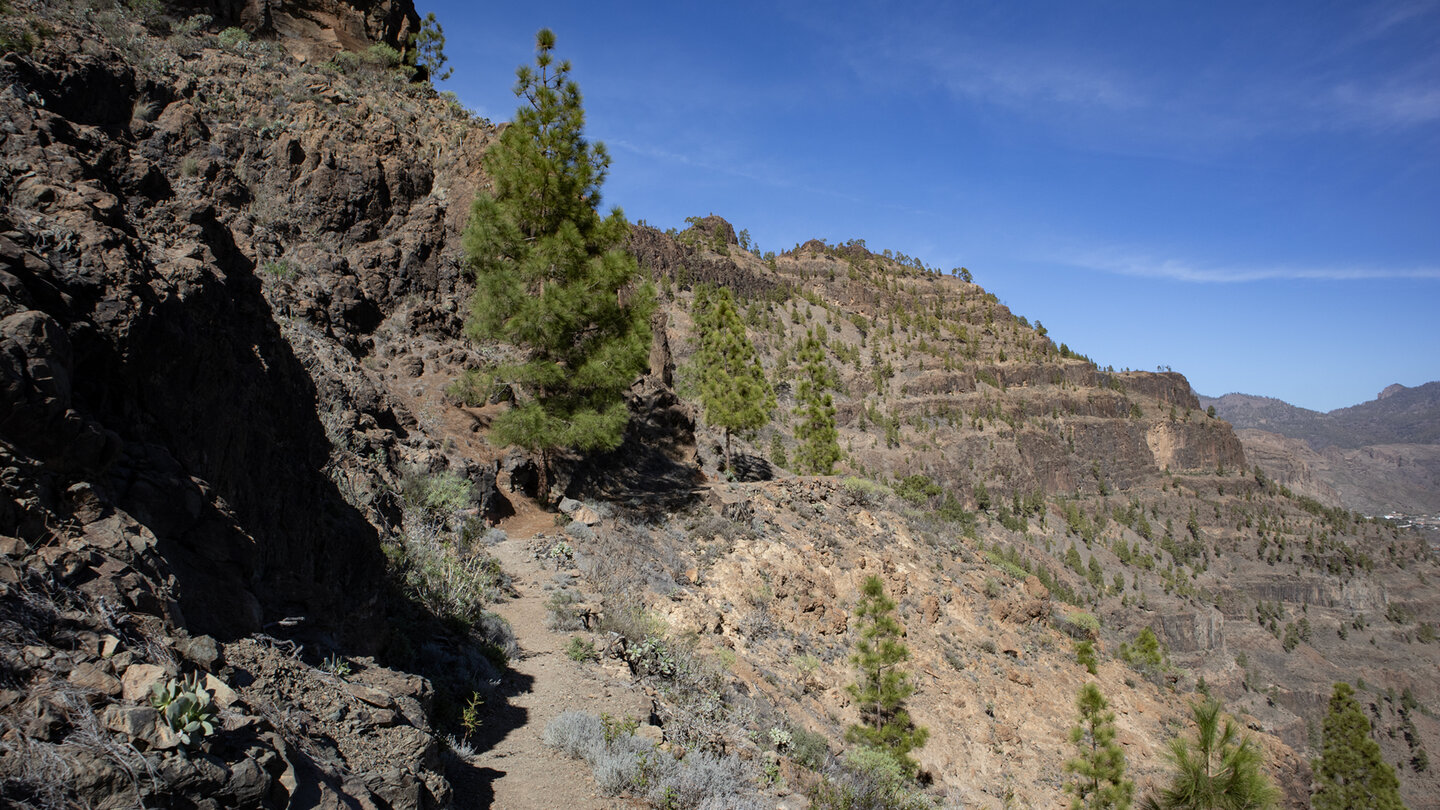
[1065,683,1133,810]
[1312,682,1406,810]
[793,329,840,475]
[463,29,654,502]
[845,575,929,775]
[692,285,774,472]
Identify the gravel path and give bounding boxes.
[455,510,645,810]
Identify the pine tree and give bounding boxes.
[1065,683,1134,810]
[1139,698,1278,810]
[769,434,789,470]
[407,12,450,81]
[692,285,774,471]
[463,29,654,502]
[1312,682,1406,810]
[793,330,840,475]
[845,575,929,775]
[1121,627,1166,675]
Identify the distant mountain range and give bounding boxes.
[1199,383,1440,514]
[1199,382,1440,450]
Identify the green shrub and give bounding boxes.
[321,652,353,677]
[217,26,250,49]
[170,13,211,36]
[789,727,830,771]
[330,50,362,73]
[150,674,219,747]
[792,653,821,688]
[400,470,471,513]
[1075,640,1098,675]
[1119,626,1166,674]
[127,0,164,24]
[1061,611,1101,640]
[425,472,471,511]
[844,746,908,791]
[936,493,975,528]
[894,474,941,506]
[624,635,678,678]
[984,548,1028,581]
[808,746,935,810]
[392,518,509,630]
[1385,602,1413,625]
[566,636,598,662]
[261,259,296,279]
[546,590,587,631]
[446,368,495,406]
[0,9,38,54]
[842,475,890,505]
[363,42,403,69]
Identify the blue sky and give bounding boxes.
[418,0,1440,412]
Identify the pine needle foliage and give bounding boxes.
[408,12,450,81]
[692,285,774,471]
[845,575,929,775]
[1139,698,1278,810]
[794,329,840,475]
[1065,683,1133,810]
[1311,682,1407,810]
[463,29,654,499]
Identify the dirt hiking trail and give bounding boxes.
[453,501,647,810]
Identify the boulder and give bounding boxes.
[121,663,169,702]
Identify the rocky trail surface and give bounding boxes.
[455,505,647,809]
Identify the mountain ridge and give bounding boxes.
[1199,381,1440,449]
[1200,383,1440,513]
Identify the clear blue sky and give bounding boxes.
[418,0,1440,413]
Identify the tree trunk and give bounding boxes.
[537,448,551,507]
[724,429,732,475]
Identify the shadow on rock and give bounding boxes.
[562,378,706,520]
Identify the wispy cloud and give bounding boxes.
[1060,248,1440,283]
[1354,0,1437,42]
[835,18,1144,118]
[917,46,1142,113]
[1330,76,1440,129]
[816,2,1440,154]
[608,138,866,204]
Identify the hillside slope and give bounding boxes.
[1,3,1437,810]
[619,221,1440,806]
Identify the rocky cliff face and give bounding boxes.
[0,0,473,642]
[638,227,1248,498]
[0,1,490,805]
[173,0,421,61]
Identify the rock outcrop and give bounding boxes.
[0,0,483,804]
[176,0,421,62]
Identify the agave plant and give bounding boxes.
[149,673,218,746]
